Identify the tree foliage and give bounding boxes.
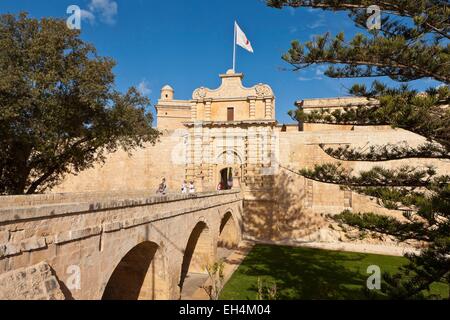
[268,0,449,299]
[0,13,160,195]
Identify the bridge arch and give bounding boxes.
[218,210,240,250]
[102,241,169,300]
[178,220,215,293]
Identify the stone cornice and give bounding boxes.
[183,120,277,128]
[191,96,273,103]
[156,100,191,108]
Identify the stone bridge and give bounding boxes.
[0,190,243,300]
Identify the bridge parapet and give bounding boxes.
[0,189,241,209]
[0,190,242,224]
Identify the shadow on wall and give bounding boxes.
[102,241,167,300]
[53,267,75,300]
[179,222,212,292]
[243,171,326,242]
[218,212,240,249]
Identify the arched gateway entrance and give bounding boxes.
[102,241,169,300]
[219,168,233,190]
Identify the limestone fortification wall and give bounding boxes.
[53,132,186,194]
[53,125,450,245]
[280,127,449,176]
[243,126,450,242]
[278,125,450,215]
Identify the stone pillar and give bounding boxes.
[247,127,258,168]
[207,135,214,188]
[264,98,272,119]
[204,99,212,121]
[190,101,198,120]
[186,127,195,183]
[232,167,241,190]
[193,124,203,191]
[248,97,256,119]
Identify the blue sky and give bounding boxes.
[1,0,443,123]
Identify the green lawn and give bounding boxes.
[220,244,449,300]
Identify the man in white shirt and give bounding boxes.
[181,180,188,194]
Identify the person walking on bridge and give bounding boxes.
[156,178,168,195]
[181,180,188,194]
[188,181,196,194]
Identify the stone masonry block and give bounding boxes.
[20,237,47,252]
[0,231,9,244]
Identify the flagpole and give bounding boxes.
[233,21,236,72]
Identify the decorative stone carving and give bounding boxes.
[193,87,207,100]
[191,73,274,101]
[255,84,272,97]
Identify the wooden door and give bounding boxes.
[227,107,234,121]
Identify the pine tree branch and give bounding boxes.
[267,0,450,40]
[299,164,442,188]
[319,142,450,162]
[296,85,450,150]
[334,211,431,241]
[284,35,449,83]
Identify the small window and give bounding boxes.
[227,107,234,121]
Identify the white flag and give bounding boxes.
[235,22,254,53]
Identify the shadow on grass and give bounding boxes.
[221,244,390,300]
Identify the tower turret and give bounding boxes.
[161,85,174,100]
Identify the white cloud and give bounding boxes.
[80,9,95,25]
[137,80,151,96]
[307,13,326,29]
[298,76,323,81]
[88,0,118,25]
[297,67,327,81]
[289,26,298,34]
[315,65,327,76]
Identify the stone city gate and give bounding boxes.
[0,190,243,300]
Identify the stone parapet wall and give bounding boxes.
[297,96,379,109]
[0,190,184,208]
[0,190,240,224]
